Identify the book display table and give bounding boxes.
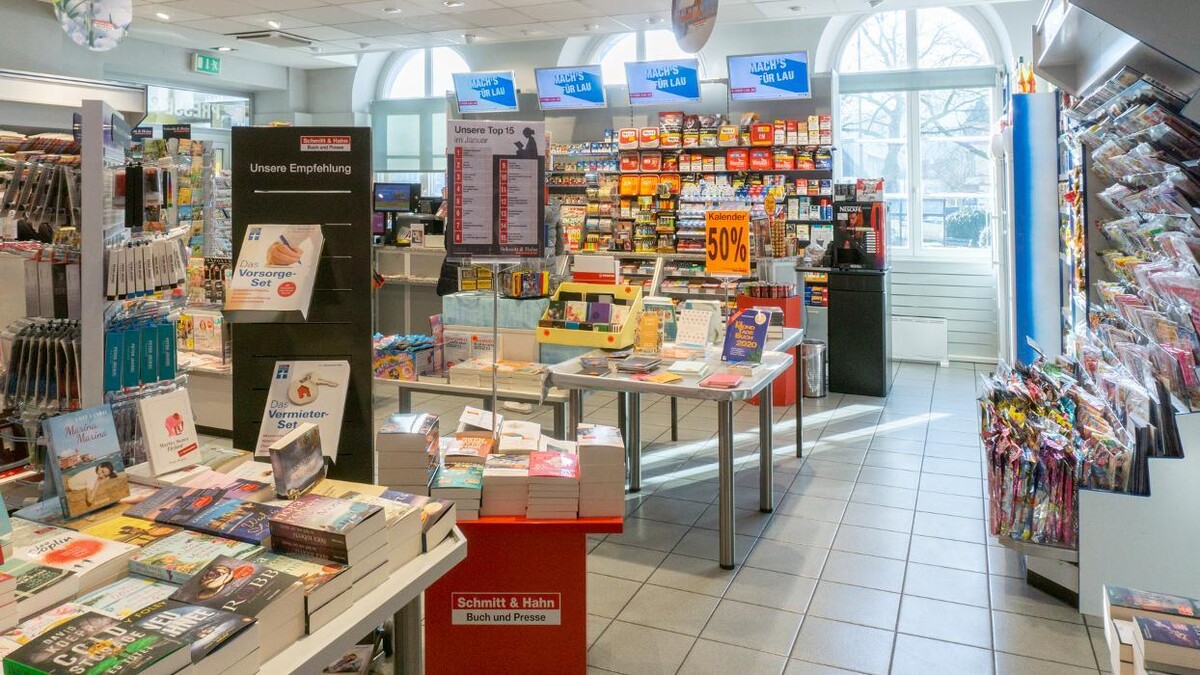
[257,528,467,675]
[425,517,623,675]
[376,377,572,439]
[549,343,797,569]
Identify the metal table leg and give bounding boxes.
[628,392,642,493]
[553,402,567,440]
[393,595,422,674]
[616,392,628,446]
[795,347,804,458]
[398,388,412,414]
[759,385,774,513]
[670,397,678,441]
[568,389,584,440]
[717,400,736,569]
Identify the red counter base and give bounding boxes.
[425,517,624,675]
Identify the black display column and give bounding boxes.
[230,128,375,482]
[828,268,893,398]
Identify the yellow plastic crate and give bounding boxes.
[536,282,643,349]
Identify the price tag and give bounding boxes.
[705,210,751,276]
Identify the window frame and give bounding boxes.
[834,8,1001,260]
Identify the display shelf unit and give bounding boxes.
[374,246,444,336]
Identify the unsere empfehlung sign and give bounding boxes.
[446,120,546,258]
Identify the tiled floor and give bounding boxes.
[214,361,1110,674]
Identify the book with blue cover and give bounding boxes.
[184,498,281,546]
[721,309,770,364]
[41,405,131,519]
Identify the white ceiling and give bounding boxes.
[69,0,1018,67]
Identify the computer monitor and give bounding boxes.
[374,183,419,212]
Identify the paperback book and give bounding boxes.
[136,388,200,476]
[170,556,300,617]
[79,516,181,547]
[267,422,327,499]
[721,308,770,364]
[41,405,130,519]
[75,577,180,620]
[268,494,384,564]
[127,599,257,665]
[3,611,190,675]
[248,551,350,610]
[124,486,227,526]
[12,524,137,578]
[128,530,264,584]
[225,223,324,320]
[184,499,281,546]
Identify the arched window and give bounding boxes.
[375,46,471,194]
[836,8,997,256]
[594,30,698,86]
[384,47,471,99]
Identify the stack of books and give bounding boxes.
[269,494,389,600]
[128,599,261,675]
[576,424,627,517]
[170,555,305,661]
[1104,585,1200,675]
[375,413,440,495]
[615,356,662,374]
[311,483,424,576]
[446,431,495,464]
[430,463,484,520]
[0,559,79,621]
[251,551,351,633]
[11,519,138,595]
[481,454,530,517]
[498,420,542,454]
[526,450,580,519]
[447,359,547,391]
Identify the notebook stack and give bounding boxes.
[171,555,305,661]
[269,494,389,601]
[11,519,138,595]
[1104,585,1200,675]
[430,463,484,521]
[576,424,627,517]
[375,413,440,495]
[526,450,580,519]
[481,454,530,517]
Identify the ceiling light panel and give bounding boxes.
[158,0,249,18]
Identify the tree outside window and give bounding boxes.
[837,8,997,256]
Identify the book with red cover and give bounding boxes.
[699,373,744,389]
[528,451,580,480]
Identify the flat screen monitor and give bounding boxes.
[452,70,519,114]
[624,59,701,106]
[374,183,419,212]
[727,51,811,101]
[535,65,607,110]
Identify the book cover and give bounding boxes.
[156,487,229,527]
[3,611,188,675]
[184,499,280,545]
[498,420,541,442]
[431,464,484,491]
[225,223,324,319]
[268,423,327,499]
[565,301,588,324]
[446,432,494,463]
[699,373,743,389]
[76,577,179,620]
[1137,616,1200,649]
[136,388,200,476]
[122,486,193,523]
[128,531,264,584]
[0,559,74,604]
[170,555,301,617]
[539,437,580,454]
[484,454,530,475]
[248,551,348,598]
[587,302,612,325]
[5,603,89,645]
[41,405,131,519]
[270,493,382,534]
[254,360,350,460]
[127,599,256,663]
[14,525,137,576]
[1108,586,1200,618]
[79,516,181,548]
[182,471,273,502]
[528,451,580,479]
[221,459,275,484]
[722,309,770,363]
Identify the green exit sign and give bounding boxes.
[192,53,221,75]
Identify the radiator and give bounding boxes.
[891,316,949,366]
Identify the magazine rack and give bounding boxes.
[229,128,375,482]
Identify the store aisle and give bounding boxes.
[576,362,1107,675]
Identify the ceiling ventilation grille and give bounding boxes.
[231,31,312,49]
